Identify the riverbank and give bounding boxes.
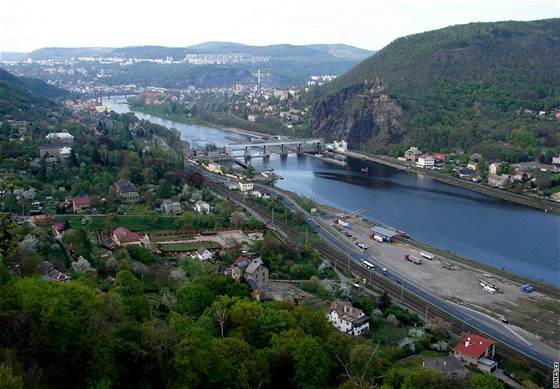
[130,105,559,214]
[339,150,560,215]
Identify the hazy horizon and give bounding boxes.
[1,0,558,53]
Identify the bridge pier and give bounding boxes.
[280,144,288,156]
[263,145,271,157]
[244,146,252,159]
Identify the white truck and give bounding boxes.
[420,251,434,260]
[404,254,422,264]
[483,285,496,294]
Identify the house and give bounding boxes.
[231,256,269,297]
[467,161,478,171]
[487,173,510,189]
[458,168,477,179]
[553,156,560,166]
[489,162,501,175]
[452,334,497,373]
[512,170,529,182]
[46,132,74,143]
[191,247,213,261]
[404,147,422,162]
[161,199,182,215]
[433,153,446,163]
[238,180,253,192]
[71,197,91,214]
[52,222,65,238]
[417,154,434,169]
[194,200,210,213]
[112,227,142,246]
[114,179,140,202]
[39,142,71,159]
[423,356,468,381]
[44,269,71,282]
[326,300,370,336]
[550,192,560,202]
[333,140,348,152]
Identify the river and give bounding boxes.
[109,99,559,286]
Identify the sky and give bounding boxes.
[1,0,558,53]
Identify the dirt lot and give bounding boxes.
[317,208,560,354]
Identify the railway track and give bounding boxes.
[201,171,552,378]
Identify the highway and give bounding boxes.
[189,162,556,377]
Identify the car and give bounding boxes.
[500,317,509,324]
[382,267,388,274]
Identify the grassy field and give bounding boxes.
[149,235,198,242]
[55,215,179,232]
[158,241,222,252]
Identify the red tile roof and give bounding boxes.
[113,227,141,243]
[233,256,248,266]
[453,334,496,359]
[72,197,90,205]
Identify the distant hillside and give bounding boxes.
[24,47,113,60]
[0,68,70,100]
[0,52,28,62]
[310,19,560,159]
[0,68,67,121]
[107,42,372,60]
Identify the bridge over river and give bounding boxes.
[189,137,324,159]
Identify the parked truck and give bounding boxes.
[483,285,496,294]
[404,254,422,264]
[420,251,434,260]
[372,235,384,243]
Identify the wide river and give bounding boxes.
[110,99,559,286]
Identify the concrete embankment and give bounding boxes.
[339,150,560,215]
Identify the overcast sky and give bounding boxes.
[1,0,558,53]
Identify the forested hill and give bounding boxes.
[0,68,68,121]
[310,19,560,159]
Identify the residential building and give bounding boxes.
[71,197,91,214]
[326,300,370,336]
[489,162,501,174]
[551,192,560,202]
[238,180,253,192]
[553,156,560,166]
[404,147,422,162]
[467,161,478,171]
[191,247,213,261]
[114,179,140,202]
[112,227,142,246]
[194,200,210,213]
[417,154,434,169]
[231,256,269,297]
[458,168,477,179]
[452,334,497,373]
[39,142,72,159]
[162,199,182,215]
[423,356,468,381]
[487,173,510,189]
[43,269,71,282]
[52,222,65,238]
[46,132,74,143]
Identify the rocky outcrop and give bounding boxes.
[310,82,406,153]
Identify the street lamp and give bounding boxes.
[425,306,429,321]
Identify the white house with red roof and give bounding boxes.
[452,333,497,373]
[112,227,143,246]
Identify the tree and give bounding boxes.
[229,211,246,227]
[470,373,505,389]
